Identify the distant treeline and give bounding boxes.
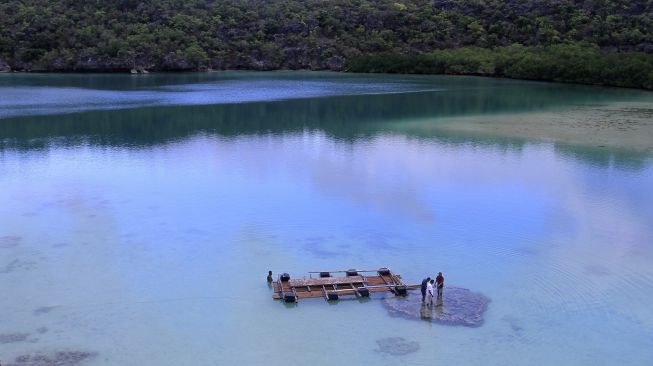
[1,0,653,88]
[347,43,653,89]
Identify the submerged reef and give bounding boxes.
[6,351,96,366]
[375,337,420,356]
[383,286,489,327]
[0,259,36,274]
[0,236,21,248]
[0,333,30,344]
[33,306,58,316]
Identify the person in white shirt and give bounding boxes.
[426,279,435,306]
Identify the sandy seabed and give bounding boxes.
[411,102,653,153]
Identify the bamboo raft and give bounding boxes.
[272,268,420,303]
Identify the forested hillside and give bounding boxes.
[1,0,652,88]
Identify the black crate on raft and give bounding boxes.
[319,272,331,278]
[346,269,359,276]
[327,291,339,301]
[394,285,408,296]
[378,268,391,276]
[357,288,370,297]
[283,293,296,302]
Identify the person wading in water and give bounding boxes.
[420,277,431,303]
[436,272,444,297]
[427,279,435,306]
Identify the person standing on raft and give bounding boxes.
[421,277,431,303]
[436,272,444,297]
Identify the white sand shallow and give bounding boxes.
[411,102,653,153]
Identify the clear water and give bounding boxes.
[1,72,652,365]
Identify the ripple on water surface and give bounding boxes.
[1,73,653,366]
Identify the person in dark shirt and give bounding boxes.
[420,277,431,303]
[436,272,444,297]
[267,270,273,283]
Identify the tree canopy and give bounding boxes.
[1,0,652,88]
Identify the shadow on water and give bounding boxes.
[282,302,299,309]
[1,75,651,169]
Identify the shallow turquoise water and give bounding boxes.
[1,72,653,365]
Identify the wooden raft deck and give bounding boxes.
[272,268,420,303]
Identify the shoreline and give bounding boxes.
[0,69,653,92]
[2,69,653,92]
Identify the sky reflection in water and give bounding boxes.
[1,73,652,366]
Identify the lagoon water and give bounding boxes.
[1,72,653,365]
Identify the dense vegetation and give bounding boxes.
[348,44,653,89]
[1,0,652,88]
